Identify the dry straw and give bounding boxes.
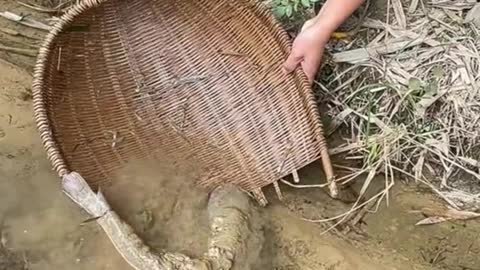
[321,0,480,214]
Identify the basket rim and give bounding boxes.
[31,0,319,179]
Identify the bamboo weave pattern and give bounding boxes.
[32,0,334,192]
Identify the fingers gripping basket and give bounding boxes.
[32,0,337,202]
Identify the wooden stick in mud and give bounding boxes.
[0,12,51,31]
[0,27,41,40]
[0,45,37,57]
[62,172,261,270]
[17,1,68,14]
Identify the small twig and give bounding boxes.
[53,0,75,10]
[337,169,368,185]
[57,46,62,71]
[0,11,51,31]
[0,45,37,57]
[104,130,124,148]
[280,179,330,189]
[431,247,446,265]
[17,1,67,14]
[427,14,457,33]
[0,27,40,40]
[349,204,370,227]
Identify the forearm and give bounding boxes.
[313,0,365,35]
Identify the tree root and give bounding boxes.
[62,172,262,270]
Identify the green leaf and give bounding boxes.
[273,6,286,17]
[285,5,293,17]
[425,80,438,95]
[301,0,310,8]
[408,78,422,92]
[432,66,445,79]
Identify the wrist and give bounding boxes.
[313,13,338,35]
[312,0,366,35]
[308,16,335,42]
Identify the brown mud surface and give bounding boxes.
[1,0,480,269]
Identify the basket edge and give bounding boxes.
[32,0,110,178]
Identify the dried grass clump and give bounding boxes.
[319,0,480,211]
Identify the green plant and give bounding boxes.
[272,0,320,19]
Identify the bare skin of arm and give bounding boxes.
[283,0,365,83]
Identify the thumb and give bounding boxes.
[301,54,323,84]
[283,52,303,74]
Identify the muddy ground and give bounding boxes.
[1,0,480,270]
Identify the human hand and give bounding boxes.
[282,18,329,84]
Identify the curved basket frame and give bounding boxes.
[32,0,337,198]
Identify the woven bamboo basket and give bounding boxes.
[32,0,337,202]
